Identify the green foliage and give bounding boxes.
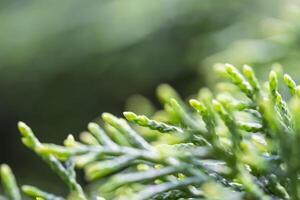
[4,64,300,199]
[0,164,20,200]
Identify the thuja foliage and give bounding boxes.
[3,64,300,199]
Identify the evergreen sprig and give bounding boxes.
[2,64,300,199]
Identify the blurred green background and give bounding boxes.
[1,0,300,195]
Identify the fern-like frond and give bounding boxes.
[3,64,300,200]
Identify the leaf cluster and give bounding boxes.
[2,64,300,200]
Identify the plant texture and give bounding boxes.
[2,64,300,199]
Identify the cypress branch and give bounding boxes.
[3,63,300,199]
